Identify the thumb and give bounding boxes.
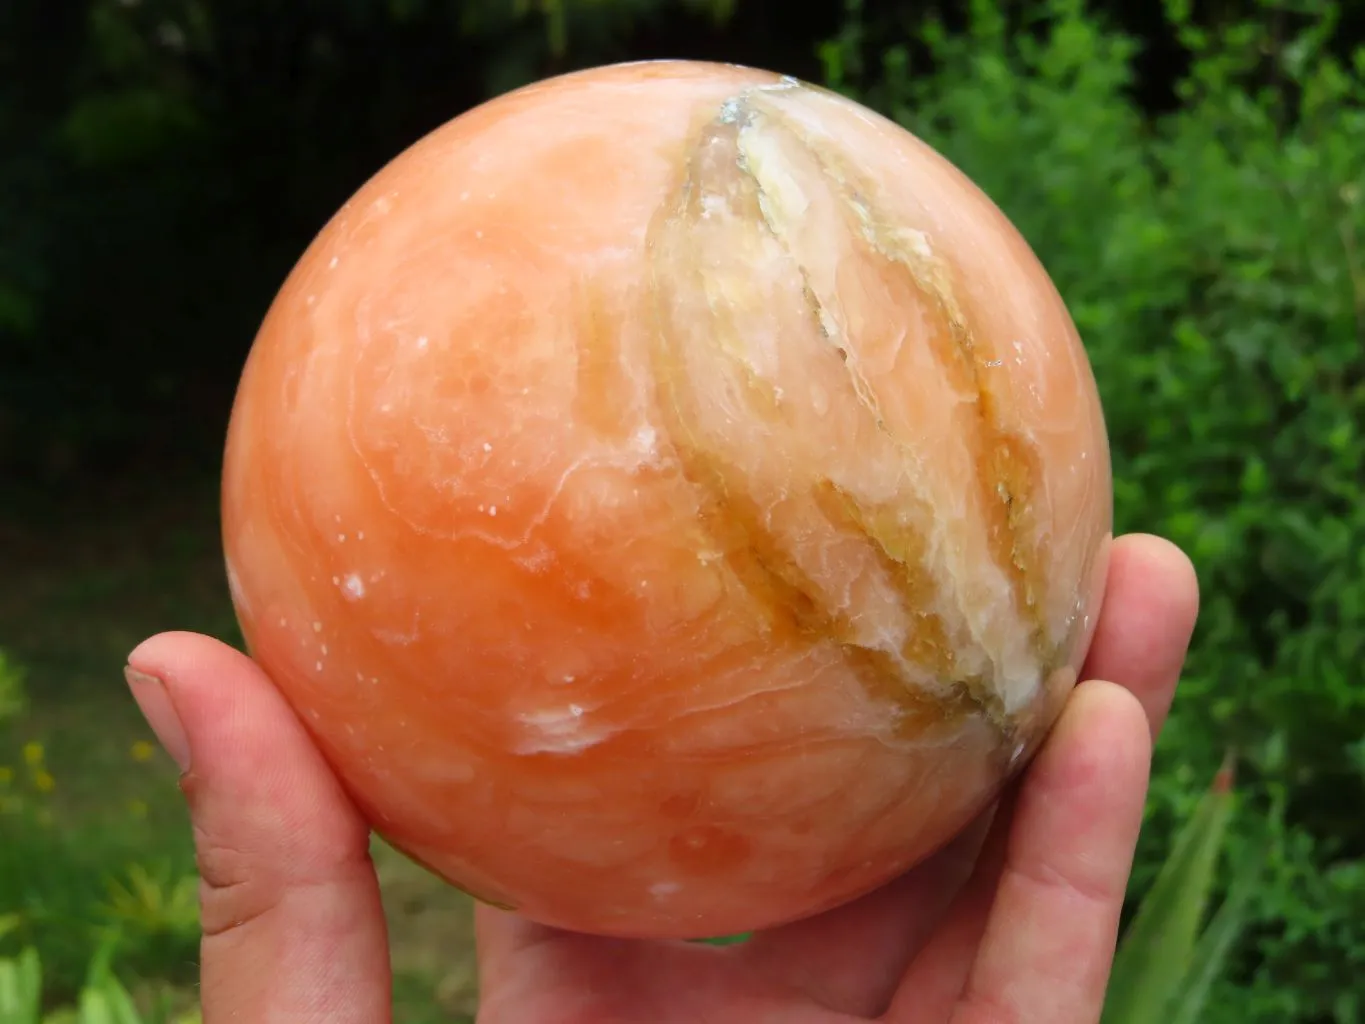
[126,631,392,1024]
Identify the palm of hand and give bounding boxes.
[126,534,1196,1024]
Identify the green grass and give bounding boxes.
[0,473,480,1019]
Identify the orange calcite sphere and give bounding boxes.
[222,60,1113,939]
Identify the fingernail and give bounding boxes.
[124,666,192,772]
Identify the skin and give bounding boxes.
[125,532,1198,1024]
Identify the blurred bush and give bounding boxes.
[0,939,201,1024]
[0,652,200,1006]
[823,0,1363,1018]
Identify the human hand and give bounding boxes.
[125,532,1198,1023]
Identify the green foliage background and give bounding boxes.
[2,0,1362,1020]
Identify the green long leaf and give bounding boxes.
[0,947,42,1024]
[76,989,118,1024]
[1102,751,1237,1024]
[1168,848,1262,1024]
[78,935,144,1024]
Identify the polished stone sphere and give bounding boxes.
[222,60,1113,939]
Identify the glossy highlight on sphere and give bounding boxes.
[222,60,1114,939]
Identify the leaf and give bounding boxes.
[1101,752,1236,1024]
[63,933,143,1024]
[94,980,145,1024]
[75,988,117,1024]
[689,932,751,946]
[0,947,42,1024]
[1168,848,1263,1024]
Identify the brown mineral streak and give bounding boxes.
[812,484,1008,725]
[643,94,996,736]
[740,92,1055,669]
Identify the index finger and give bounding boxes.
[1080,533,1199,739]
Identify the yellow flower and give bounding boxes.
[0,765,12,786]
[21,741,43,767]
[31,769,55,793]
[131,740,157,763]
